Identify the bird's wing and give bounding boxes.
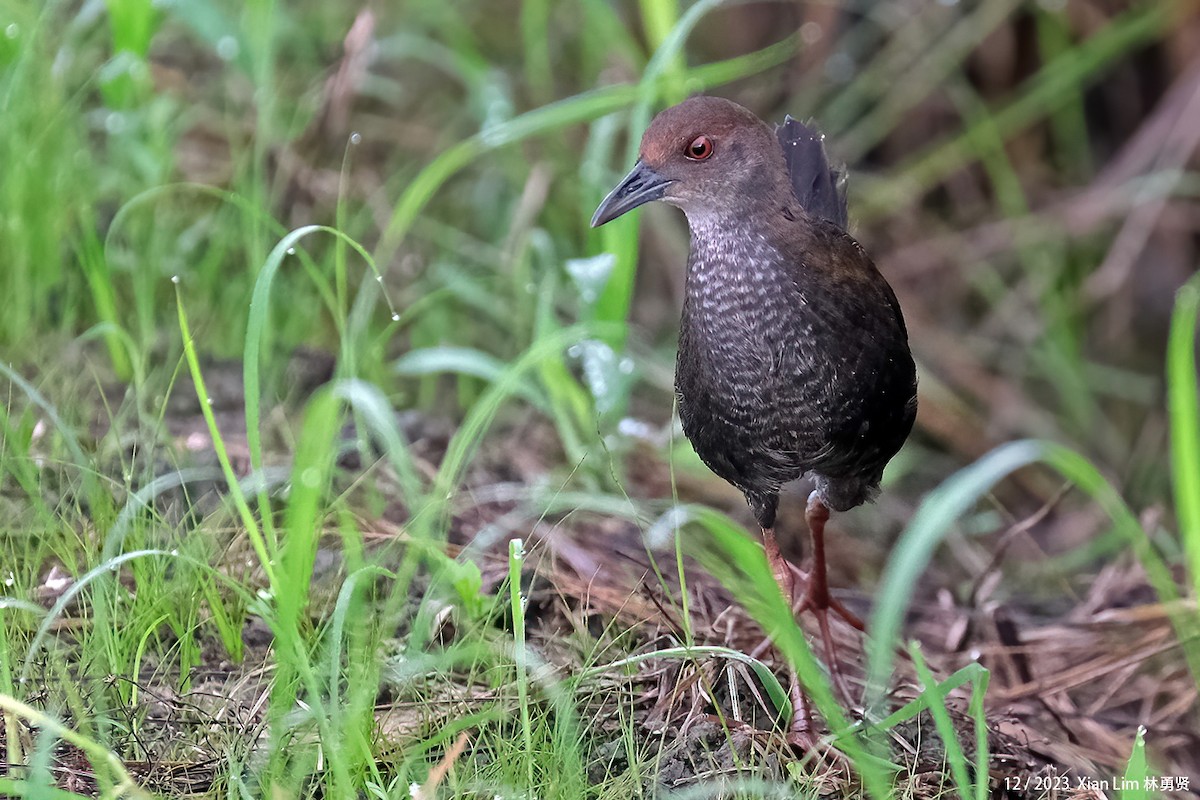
[775,116,848,229]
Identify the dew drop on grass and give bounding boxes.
[216,35,239,61]
[349,132,362,145]
[104,112,126,134]
[375,274,384,282]
[170,275,180,284]
[5,23,18,39]
[617,417,652,438]
[286,247,296,255]
[565,254,615,307]
[301,467,321,487]
[391,313,400,321]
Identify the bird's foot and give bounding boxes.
[795,584,865,632]
[795,584,864,706]
[782,674,851,769]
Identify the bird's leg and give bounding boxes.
[796,493,864,704]
[796,494,864,630]
[760,526,796,605]
[761,526,816,741]
[786,664,819,746]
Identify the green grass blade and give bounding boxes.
[176,284,274,586]
[508,537,535,787]
[1120,726,1148,800]
[1168,274,1200,598]
[909,642,973,799]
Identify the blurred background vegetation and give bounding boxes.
[2,0,1197,498]
[2,0,1199,796]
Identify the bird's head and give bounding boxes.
[591,96,789,227]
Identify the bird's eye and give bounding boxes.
[685,135,714,160]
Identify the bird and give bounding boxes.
[591,96,917,709]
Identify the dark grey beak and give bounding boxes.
[590,160,671,227]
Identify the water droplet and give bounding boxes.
[170,275,180,284]
[104,112,126,135]
[618,358,634,374]
[286,247,296,255]
[349,132,362,145]
[479,117,513,148]
[206,397,214,405]
[565,254,616,307]
[800,21,823,44]
[391,313,400,321]
[216,35,239,61]
[301,467,321,487]
[567,344,582,358]
[5,23,19,39]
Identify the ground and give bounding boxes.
[7,367,1194,796]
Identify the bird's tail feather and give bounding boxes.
[775,116,848,229]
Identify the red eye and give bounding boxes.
[685,135,714,160]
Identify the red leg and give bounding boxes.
[786,664,818,745]
[796,493,864,631]
[761,526,796,606]
[796,493,864,704]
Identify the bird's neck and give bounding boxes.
[681,212,799,329]
[684,213,790,285]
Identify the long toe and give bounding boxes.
[812,608,858,705]
[826,594,865,631]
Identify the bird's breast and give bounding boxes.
[679,229,814,378]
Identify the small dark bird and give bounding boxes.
[592,97,917,699]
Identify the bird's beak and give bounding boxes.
[590,160,671,227]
